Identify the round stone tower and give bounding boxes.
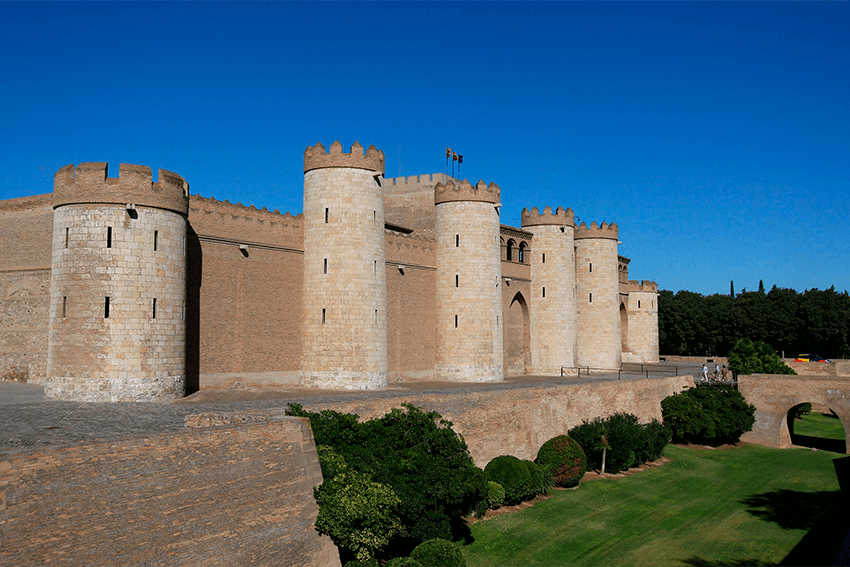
[574,221,621,371]
[626,280,659,363]
[301,141,388,390]
[521,206,577,375]
[434,179,503,382]
[46,163,189,401]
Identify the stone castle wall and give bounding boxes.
[0,195,53,384]
[0,417,340,566]
[623,283,659,363]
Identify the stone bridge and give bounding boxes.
[739,361,850,454]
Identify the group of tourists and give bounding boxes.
[701,363,729,383]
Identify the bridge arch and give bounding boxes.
[739,373,850,454]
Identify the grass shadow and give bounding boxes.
[681,558,772,566]
[740,489,850,565]
[788,433,846,454]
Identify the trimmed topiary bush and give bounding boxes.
[567,417,608,471]
[474,480,505,516]
[385,558,424,567]
[410,538,466,567]
[535,435,587,488]
[484,455,532,506]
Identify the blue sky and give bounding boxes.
[2,2,847,295]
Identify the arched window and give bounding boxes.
[518,241,527,264]
[506,239,516,262]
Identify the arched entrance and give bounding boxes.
[620,302,629,353]
[504,292,530,376]
[787,402,847,453]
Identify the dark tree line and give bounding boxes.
[659,283,850,359]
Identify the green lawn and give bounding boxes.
[794,412,847,440]
[463,444,847,567]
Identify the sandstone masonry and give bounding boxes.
[0,141,659,398]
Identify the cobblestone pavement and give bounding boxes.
[1,363,696,454]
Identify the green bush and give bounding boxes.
[534,435,587,488]
[474,480,505,516]
[569,414,671,474]
[316,444,348,479]
[661,384,756,445]
[410,538,466,567]
[484,455,534,505]
[728,338,796,375]
[344,560,379,567]
[523,459,548,498]
[313,470,403,562]
[385,558,424,567]
[288,403,487,548]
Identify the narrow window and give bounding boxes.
[182,236,186,256]
[322,308,326,324]
[589,263,592,273]
[542,253,546,264]
[543,287,546,298]
[153,230,158,251]
[455,234,459,247]
[375,309,378,324]
[589,293,592,303]
[325,208,329,223]
[107,227,112,248]
[62,296,67,318]
[374,260,377,273]
[638,300,641,308]
[181,300,185,321]
[455,274,459,288]
[152,298,157,319]
[454,314,458,328]
[64,227,69,249]
[497,316,500,326]
[373,210,377,222]
[104,296,110,318]
[323,258,328,274]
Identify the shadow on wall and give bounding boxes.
[186,225,202,394]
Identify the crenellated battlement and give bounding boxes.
[303,140,385,174]
[628,280,658,293]
[521,206,575,227]
[434,179,500,205]
[384,173,450,186]
[52,163,189,215]
[574,221,619,240]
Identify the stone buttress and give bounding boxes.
[300,141,388,389]
[46,163,189,401]
[575,221,621,371]
[434,179,504,382]
[522,206,577,375]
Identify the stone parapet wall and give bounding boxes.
[188,194,303,251]
[435,200,503,382]
[384,173,453,235]
[46,205,186,401]
[286,374,695,467]
[0,417,340,566]
[0,270,51,384]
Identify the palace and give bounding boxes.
[0,141,658,401]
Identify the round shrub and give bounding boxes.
[410,538,466,567]
[385,558,424,567]
[535,435,587,488]
[484,455,532,506]
[485,480,505,509]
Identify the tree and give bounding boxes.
[661,385,756,445]
[728,338,796,375]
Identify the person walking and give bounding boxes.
[721,365,728,382]
[702,364,709,382]
[715,364,721,380]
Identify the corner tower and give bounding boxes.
[434,180,503,382]
[301,141,388,390]
[625,280,659,363]
[521,206,577,375]
[574,221,621,371]
[46,163,189,401]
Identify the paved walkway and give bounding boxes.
[0,363,696,454]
